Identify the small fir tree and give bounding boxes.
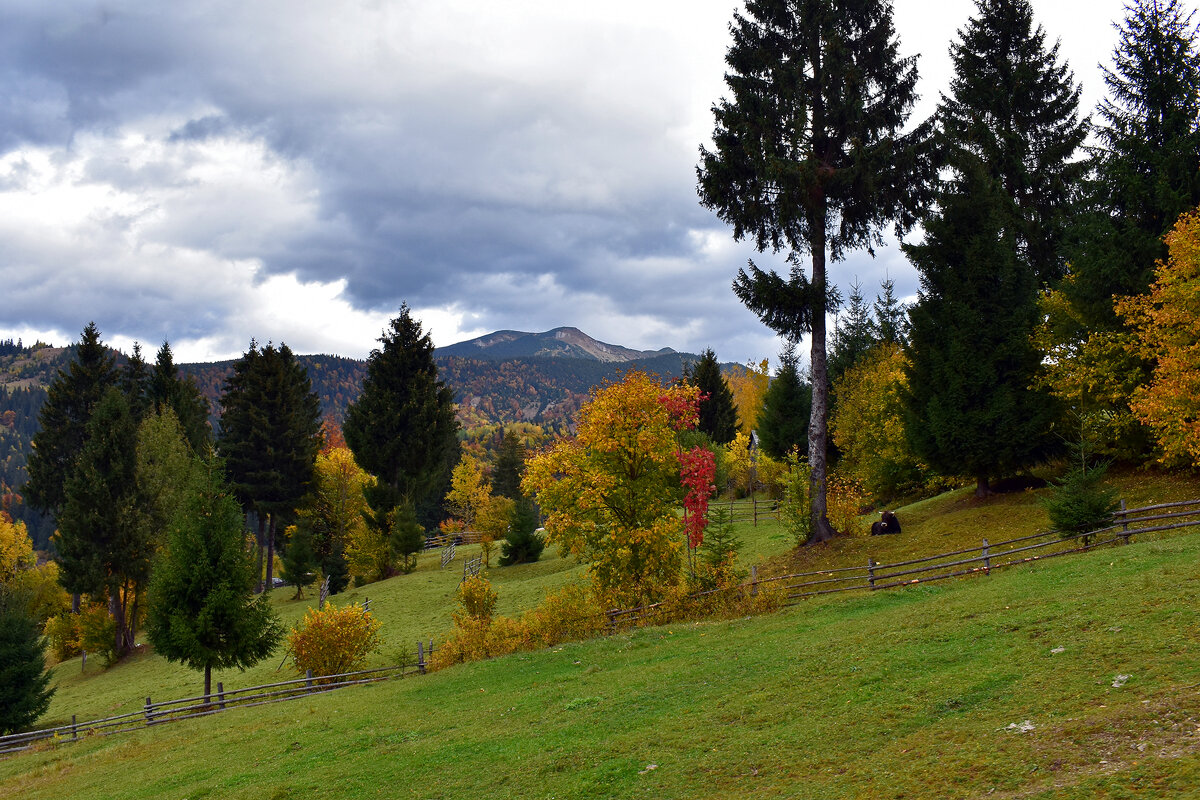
[147,457,283,700]
[756,344,812,461]
[0,606,54,734]
[280,526,319,599]
[499,497,544,566]
[690,348,738,445]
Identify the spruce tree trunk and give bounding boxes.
[807,205,837,545]
[204,663,212,704]
[975,474,991,498]
[265,513,276,593]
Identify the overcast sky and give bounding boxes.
[0,0,1161,367]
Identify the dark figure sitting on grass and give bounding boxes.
[870,510,901,536]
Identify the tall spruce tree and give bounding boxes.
[690,348,738,445]
[938,0,1088,287]
[146,456,283,700]
[757,344,813,461]
[903,157,1058,496]
[150,342,212,452]
[121,342,151,420]
[1067,0,1200,328]
[56,387,154,657]
[871,276,908,345]
[217,342,321,592]
[24,323,117,523]
[697,0,927,542]
[829,280,877,386]
[343,306,458,574]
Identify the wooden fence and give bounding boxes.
[0,644,435,757]
[8,499,1197,757]
[720,497,780,526]
[600,498,1200,628]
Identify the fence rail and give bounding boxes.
[9,499,1199,757]
[719,497,780,525]
[601,498,1200,629]
[0,645,435,757]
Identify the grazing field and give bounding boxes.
[3,469,1200,798]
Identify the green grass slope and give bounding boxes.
[3,472,1200,798]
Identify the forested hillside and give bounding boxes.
[0,335,701,551]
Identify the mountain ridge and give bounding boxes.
[434,326,677,363]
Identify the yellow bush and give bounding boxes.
[288,602,382,680]
[43,613,82,662]
[827,472,868,536]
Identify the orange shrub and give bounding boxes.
[288,602,382,680]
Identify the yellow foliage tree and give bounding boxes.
[302,446,371,587]
[445,454,491,531]
[0,512,67,625]
[1033,279,1152,459]
[523,371,695,607]
[475,494,514,568]
[725,358,771,432]
[0,512,35,586]
[830,343,925,502]
[1117,206,1200,465]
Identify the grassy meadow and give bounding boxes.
[2,468,1199,798]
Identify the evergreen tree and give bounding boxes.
[280,525,318,599]
[1067,0,1200,328]
[121,342,151,420]
[150,342,212,452]
[56,387,154,657]
[698,0,927,542]
[344,306,458,574]
[938,0,1088,287]
[24,322,117,521]
[871,276,908,345]
[757,345,813,461]
[903,157,1058,496]
[146,456,283,700]
[690,348,738,445]
[499,497,544,566]
[0,605,53,735]
[492,429,527,501]
[218,342,322,592]
[828,280,876,386]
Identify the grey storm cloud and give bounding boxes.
[0,0,1131,364]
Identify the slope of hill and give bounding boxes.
[4,474,1200,799]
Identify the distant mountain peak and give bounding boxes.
[435,327,676,363]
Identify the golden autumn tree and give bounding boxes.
[523,371,700,607]
[725,358,771,433]
[830,343,925,502]
[1117,206,1200,465]
[445,454,491,531]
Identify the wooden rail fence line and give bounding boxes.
[0,643,436,757]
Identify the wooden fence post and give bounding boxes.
[144,696,154,725]
[1119,499,1130,544]
[71,714,78,740]
[81,650,86,672]
[417,641,426,675]
[750,565,758,598]
[362,597,370,615]
[305,669,313,689]
[217,681,226,710]
[753,495,758,527]
[868,558,876,589]
[982,538,991,574]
